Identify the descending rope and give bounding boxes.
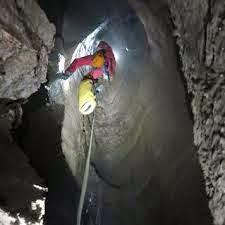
[77,112,96,225]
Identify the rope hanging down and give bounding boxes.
[77,112,96,225]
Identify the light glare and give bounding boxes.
[58,53,65,73]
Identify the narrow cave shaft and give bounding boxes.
[44,0,212,225]
[1,0,220,225]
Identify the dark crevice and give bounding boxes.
[14,85,80,225]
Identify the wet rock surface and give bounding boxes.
[168,0,225,224]
[0,0,55,99]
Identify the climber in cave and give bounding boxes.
[58,41,116,81]
[57,41,116,115]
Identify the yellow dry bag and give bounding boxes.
[78,79,96,115]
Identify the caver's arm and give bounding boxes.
[65,55,93,74]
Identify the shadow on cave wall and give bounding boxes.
[15,86,80,225]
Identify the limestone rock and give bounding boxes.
[0,0,55,99]
[168,0,225,224]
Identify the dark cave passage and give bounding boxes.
[15,86,80,225]
[4,0,213,225]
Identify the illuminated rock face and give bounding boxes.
[0,0,55,99]
[0,199,45,225]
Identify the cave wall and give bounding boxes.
[0,101,44,224]
[167,0,225,224]
[0,0,56,223]
[0,0,55,99]
[18,90,80,225]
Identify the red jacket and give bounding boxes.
[65,41,116,79]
